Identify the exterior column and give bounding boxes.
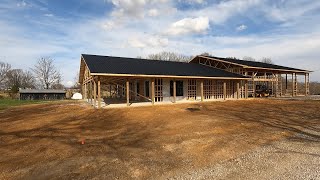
[223,81,227,100]
[84,83,87,99]
[173,80,176,103]
[305,73,310,96]
[292,73,294,97]
[295,73,298,96]
[275,74,278,98]
[245,81,248,99]
[151,79,155,105]
[126,79,130,106]
[237,81,240,99]
[200,80,204,101]
[98,78,101,109]
[252,72,256,98]
[94,80,97,107]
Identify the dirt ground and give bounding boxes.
[0,99,319,179]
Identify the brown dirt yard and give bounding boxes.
[0,99,319,179]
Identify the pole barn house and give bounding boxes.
[79,54,311,109]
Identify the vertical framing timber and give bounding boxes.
[187,79,197,100]
[295,73,298,96]
[93,80,97,108]
[292,73,294,97]
[252,72,256,98]
[126,79,130,106]
[223,81,227,100]
[245,80,248,99]
[151,79,155,105]
[200,80,204,101]
[173,80,176,103]
[305,73,310,96]
[84,83,87,99]
[237,81,240,99]
[98,77,101,109]
[275,74,279,98]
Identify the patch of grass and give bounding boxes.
[0,99,48,110]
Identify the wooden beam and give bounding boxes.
[173,80,176,103]
[245,81,248,99]
[84,83,87,99]
[223,81,227,100]
[93,80,97,108]
[237,81,240,99]
[292,73,294,97]
[151,79,155,105]
[200,80,204,101]
[98,78,101,109]
[126,79,130,106]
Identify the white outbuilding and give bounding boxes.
[71,93,83,100]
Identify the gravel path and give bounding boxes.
[165,134,320,180]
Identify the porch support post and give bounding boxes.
[245,80,248,99]
[151,79,155,105]
[295,73,298,96]
[93,80,97,108]
[305,73,309,96]
[275,74,278,98]
[252,72,256,98]
[292,73,294,97]
[126,79,130,106]
[237,81,240,99]
[173,80,176,103]
[223,81,227,100]
[84,83,87,99]
[200,80,204,101]
[98,77,101,109]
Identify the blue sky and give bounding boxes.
[1,0,320,86]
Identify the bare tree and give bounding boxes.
[32,57,62,89]
[5,69,35,93]
[260,57,274,64]
[147,51,193,62]
[243,56,256,61]
[0,61,11,89]
[200,52,212,56]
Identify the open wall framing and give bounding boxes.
[192,56,311,98]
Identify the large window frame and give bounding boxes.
[170,80,184,96]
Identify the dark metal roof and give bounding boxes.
[198,55,309,72]
[81,54,247,79]
[19,89,66,94]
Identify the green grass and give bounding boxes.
[0,99,48,110]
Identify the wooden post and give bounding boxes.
[200,80,204,101]
[84,83,87,99]
[245,81,248,99]
[252,72,256,98]
[223,81,227,100]
[173,80,176,103]
[295,73,298,96]
[275,74,278,98]
[151,79,155,105]
[126,79,130,106]
[93,80,97,108]
[292,73,294,97]
[237,81,240,99]
[98,78,101,109]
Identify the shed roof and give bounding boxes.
[19,89,66,94]
[194,55,309,72]
[81,54,247,79]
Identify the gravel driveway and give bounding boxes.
[166,133,320,180]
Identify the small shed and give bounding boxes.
[19,89,66,100]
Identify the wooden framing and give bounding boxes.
[98,78,101,109]
[151,79,155,105]
[126,80,130,106]
[187,79,197,100]
[200,80,204,101]
[223,81,227,100]
[173,80,176,103]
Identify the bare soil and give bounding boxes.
[0,99,319,179]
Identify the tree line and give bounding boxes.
[0,57,63,93]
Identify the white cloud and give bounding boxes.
[44,13,54,17]
[17,0,27,7]
[128,35,169,48]
[236,24,247,31]
[148,9,159,17]
[166,16,209,36]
